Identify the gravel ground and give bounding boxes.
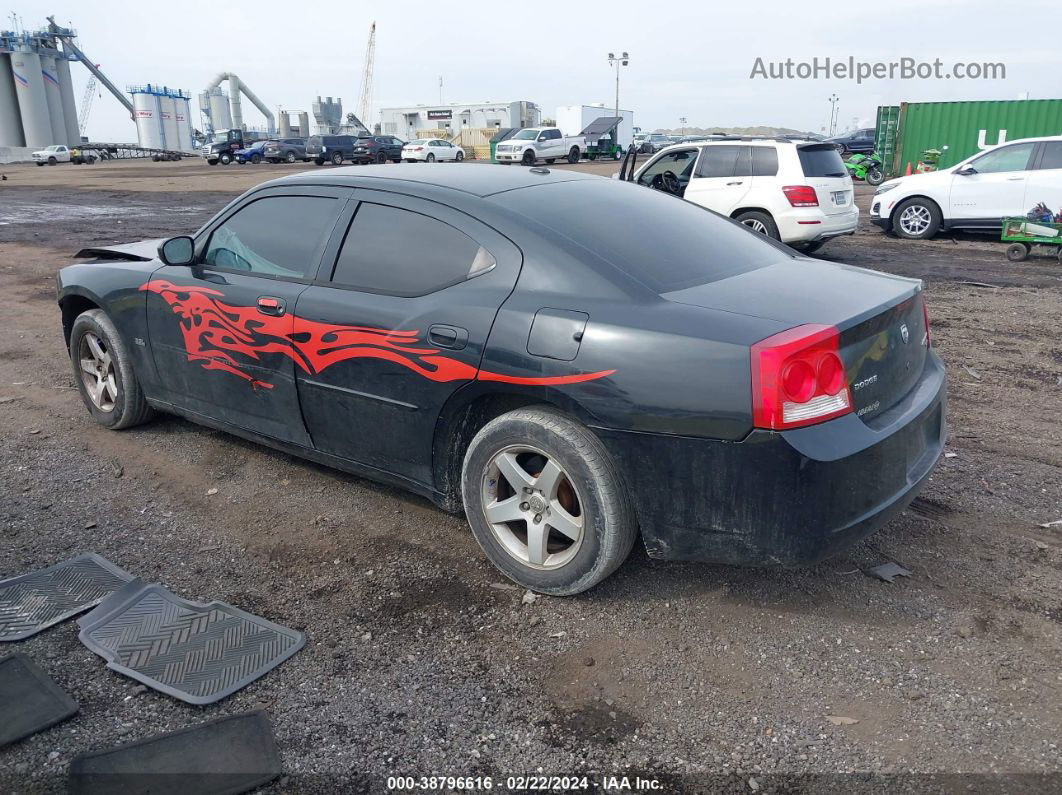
[0,161,1060,793]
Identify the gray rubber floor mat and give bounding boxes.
[78,582,305,704]
[0,554,135,641]
[0,652,79,747]
[68,711,281,795]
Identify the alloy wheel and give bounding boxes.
[742,218,769,234]
[78,332,117,412]
[899,205,931,236]
[481,445,584,570]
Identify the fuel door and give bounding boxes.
[527,308,589,362]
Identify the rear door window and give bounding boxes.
[1037,141,1062,170]
[797,145,848,177]
[330,203,496,297]
[751,146,779,176]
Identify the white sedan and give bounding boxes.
[402,138,465,163]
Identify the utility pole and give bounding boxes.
[439,75,443,105]
[827,93,839,136]
[607,51,629,123]
[679,116,687,136]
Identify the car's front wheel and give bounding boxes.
[893,197,942,239]
[455,151,464,162]
[462,407,637,595]
[286,151,297,163]
[69,309,153,430]
[331,152,343,165]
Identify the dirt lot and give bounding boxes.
[1,159,1060,792]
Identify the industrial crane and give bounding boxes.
[78,69,99,136]
[357,21,375,131]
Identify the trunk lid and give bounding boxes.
[796,143,853,217]
[664,259,928,422]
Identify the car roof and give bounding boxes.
[268,163,601,198]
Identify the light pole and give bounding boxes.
[679,116,687,136]
[607,51,629,123]
[827,94,839,137]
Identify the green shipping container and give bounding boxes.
[875,99,1062,178]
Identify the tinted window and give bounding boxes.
[798,145,847,177]
[331,203,496,297]
[696,145,742,178]
[969,143,1035,174]
[752,146,779,176]
[204,196,338,279]
[1038,141,1062,170]
[502,181,786,294]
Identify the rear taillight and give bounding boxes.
[782,185,819,207]
[921,296,931,346]
[751,324,852,430]
[413,147,423,151]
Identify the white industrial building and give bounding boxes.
[379,101,541,138]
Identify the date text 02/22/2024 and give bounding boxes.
[386,775,663,791]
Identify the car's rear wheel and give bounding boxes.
[567,147,579,164]
[286,151,297,163]
[376,151,387,164]
[70,309,152,430]
[331,151,343,165]
[735,210,780,240]
[462,407,637,595]
[893,198,941,239]
[426,153,435,162]
[250,153,262,164]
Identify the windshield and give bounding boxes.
[500,180,786,293]
[407,140,427,145]
[513,129,539,140]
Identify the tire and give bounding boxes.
[250,154,262,164]
[331,151,343,165]
[735,210,780,240]
[37,161,44,166]
[69,309,153,430]
[521,150,535,166]
[207,160,218,166]
[455,151,464,162]
[567,147,579,164]
[461,406,637,596]
[893,197,942,240]
[314,159,325,166]
[865,168,885,186]
[838,143,849,155]
[286,151,297,164]
[373,151,385,164]
[1006,243,1029,262]
[219,153,232,165]
[426,153,435,163]
[48,156,57,165]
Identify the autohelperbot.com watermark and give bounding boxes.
[750,56,1006,83]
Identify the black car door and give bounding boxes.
[145,186,350,445]
[292,188,522,486]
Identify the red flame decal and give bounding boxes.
[140,279,614,389]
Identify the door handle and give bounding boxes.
[428,324,468,350]
[726,181,744,186]
[257,296,286,316]
[1006,176,1024,181]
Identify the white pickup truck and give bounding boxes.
[495,127,583,165]
[33,145,72,166]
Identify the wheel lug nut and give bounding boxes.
[533,514,542,523]
[520,502,529,511]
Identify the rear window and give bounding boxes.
[798,144,847,177]
[500,180,788,293]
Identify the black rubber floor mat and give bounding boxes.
[68,711,281,795]
[0,652,79,747]
[0,554,134,642]
[78,583,305,704]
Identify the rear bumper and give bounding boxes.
[595,352,946,566]
[776,205,859,243]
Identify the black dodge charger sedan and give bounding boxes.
[57,165,945,594]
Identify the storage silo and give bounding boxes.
[159,92,180,149]
[298,111,309,137]
[0,54,26,147]
[9,49,53,147]
[55,53,80,145]
[39,52,69,145]
[174,94,193,152]
[131,88,164,149]
[209,89,232,130]
[278,111,291,137]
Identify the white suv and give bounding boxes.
[629,138,858,251]
[871,136,1062,239]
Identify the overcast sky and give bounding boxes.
[12,0,1058,141]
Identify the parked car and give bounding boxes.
[644,133,674,153]
[870,136,1062,240]
[402,138,466,162]
[350,135,405,164]
[494,127,583,165]
[633,133,650,152]
[235,140,272,164]
[56,166,944,594]
[32,144,71,165]
[306,135,357,165]
[263,138,309,164]
[627,138,858,251]
[825,128,875,154]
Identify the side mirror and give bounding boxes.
[158,236,195,266]
[955,165,976,176]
